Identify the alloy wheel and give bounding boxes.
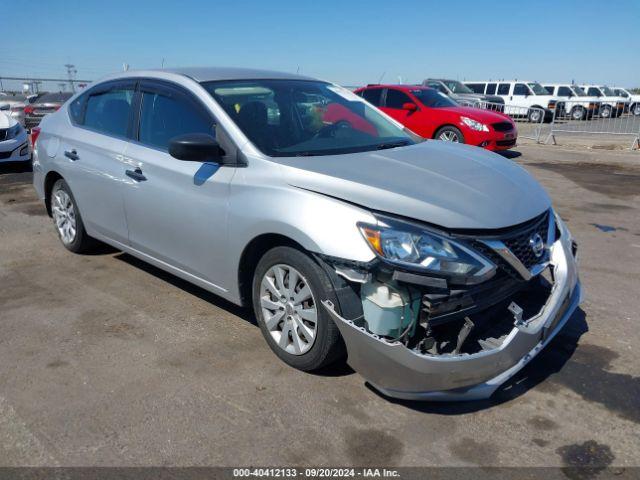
[52,189,77,245]
[259,264,318,355]
[438,130,460,142]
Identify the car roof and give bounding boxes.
[159,67,315,82]
[360,84,434,91]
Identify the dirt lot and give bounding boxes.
[0,144,639,469]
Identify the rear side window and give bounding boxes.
[84,88,134,137]
[360,88,383,106]
[69,95,85,124]
[138,91,213,151]
[587,87,601,97]
[466,83,485,94]
[513,83,529,95]
[558,86,572,96]
[385,89,412,109]
[497,83,510,95]
[486,83,497,95]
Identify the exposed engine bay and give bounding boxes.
[317,209,581,400]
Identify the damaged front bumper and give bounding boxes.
[322,232,581,401]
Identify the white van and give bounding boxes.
[612,88,640,116]
[579,85,628,118]
[542,84,600,120]
[464,81,561,123]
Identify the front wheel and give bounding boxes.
[571,106,586,121]
[600,105,612,118]
[528,108,543,123]
[434,126,464,143]
[632,104,640,116]
[252,246,345,371]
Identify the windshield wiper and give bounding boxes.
[376,141,410,150]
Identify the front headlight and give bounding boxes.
[461,116,489,132]
[358,218,496,284]
[5,123,23,140]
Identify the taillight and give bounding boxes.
[24,106,34,115]
[31,127,41,147]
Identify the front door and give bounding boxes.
[121,81,236,292]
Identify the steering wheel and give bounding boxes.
[315,121,353,139]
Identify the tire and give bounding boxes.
[528,108,543,123]
[600,105,612,119]
[570,106,586,121]
[632,104,640,116]
[434,126,464,143]
[252,246,345,371]
[50,179,96,253]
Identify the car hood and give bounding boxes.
[452,93,504,105]
[275,141,551,230]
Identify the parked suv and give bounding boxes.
[579,85,628,118]
[354,84,517,151]
[612,88,640,116]
[32,68,580,401]
[542,84,600,120]
[422,79,504,109]
[464,81,561,122]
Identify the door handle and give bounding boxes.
[64,149,79,161]
[125,167,147,182]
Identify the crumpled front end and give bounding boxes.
[322,211,581,401]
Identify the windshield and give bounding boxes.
[528,83,550,95]
[601,86,617,96]
[571,86,588,97]
[203,80,414,157]
[443,80,474,94]
[614,89,629,97]
[410,89,458,108]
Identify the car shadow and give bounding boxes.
[498,150,522,159]
[366,308,588,413]
[111,251,358,376]
[0,161,32,175]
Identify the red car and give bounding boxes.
[354,85,517,151]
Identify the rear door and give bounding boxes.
[121,80,236,291]
[59,80,135,244]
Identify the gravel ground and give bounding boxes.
[0,143,638,469]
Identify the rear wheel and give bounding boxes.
[600,105,612,118]
[528,108,543,123]
[434,126,464,143]
[632,104,640,116]
[252,246,344,371]
[50,179,96,253]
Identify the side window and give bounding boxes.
[486,83,497,95]
[558,86,572,96]
[69,94,86,124]
[84,87,134,137]
[513,83,529,96]
[385,89,412,109]
[139,90,213,151]
[587,87,600,97]
[543,86,555,95]
[466,83,485,94]
[497,83,510,95]
[361,88,383,106]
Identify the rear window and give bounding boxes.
[36,92,73,103]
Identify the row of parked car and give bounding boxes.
[436,79,639,120]
[0,91,73,129]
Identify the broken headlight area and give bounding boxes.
[329,210,558,356]
[328,262,554,358]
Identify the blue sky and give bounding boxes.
[3,0,639,90]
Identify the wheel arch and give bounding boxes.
[43,171,64,217]
[237,233,308,309]
[433,124,463,139]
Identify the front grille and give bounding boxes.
[492,121,513,132]
[496,139,516,147]
[467,211,551,278]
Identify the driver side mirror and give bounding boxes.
[403,102,418,112]
[169,133,225,163]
